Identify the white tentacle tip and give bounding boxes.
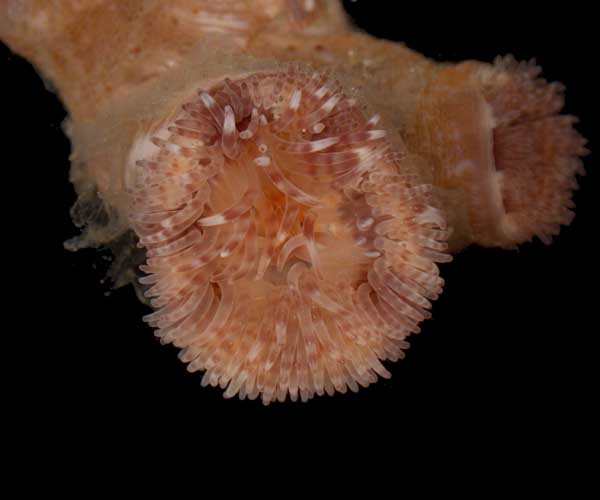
[254,156,271,167]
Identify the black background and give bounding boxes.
[2,1,596,450]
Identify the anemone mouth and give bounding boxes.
[480,56,588,245]
[126,64,450,404]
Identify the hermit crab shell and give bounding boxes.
[119,63,450,404]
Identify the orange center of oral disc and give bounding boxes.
[125,66,450,404]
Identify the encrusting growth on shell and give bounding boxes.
[0,0,588,403]
[129,66,449,403]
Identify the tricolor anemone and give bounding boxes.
[127,66,450,403]
[0,0,587,404]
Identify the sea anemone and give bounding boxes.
[414,57,588,249]
[0,0,588,404]
[127,66,450,403]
